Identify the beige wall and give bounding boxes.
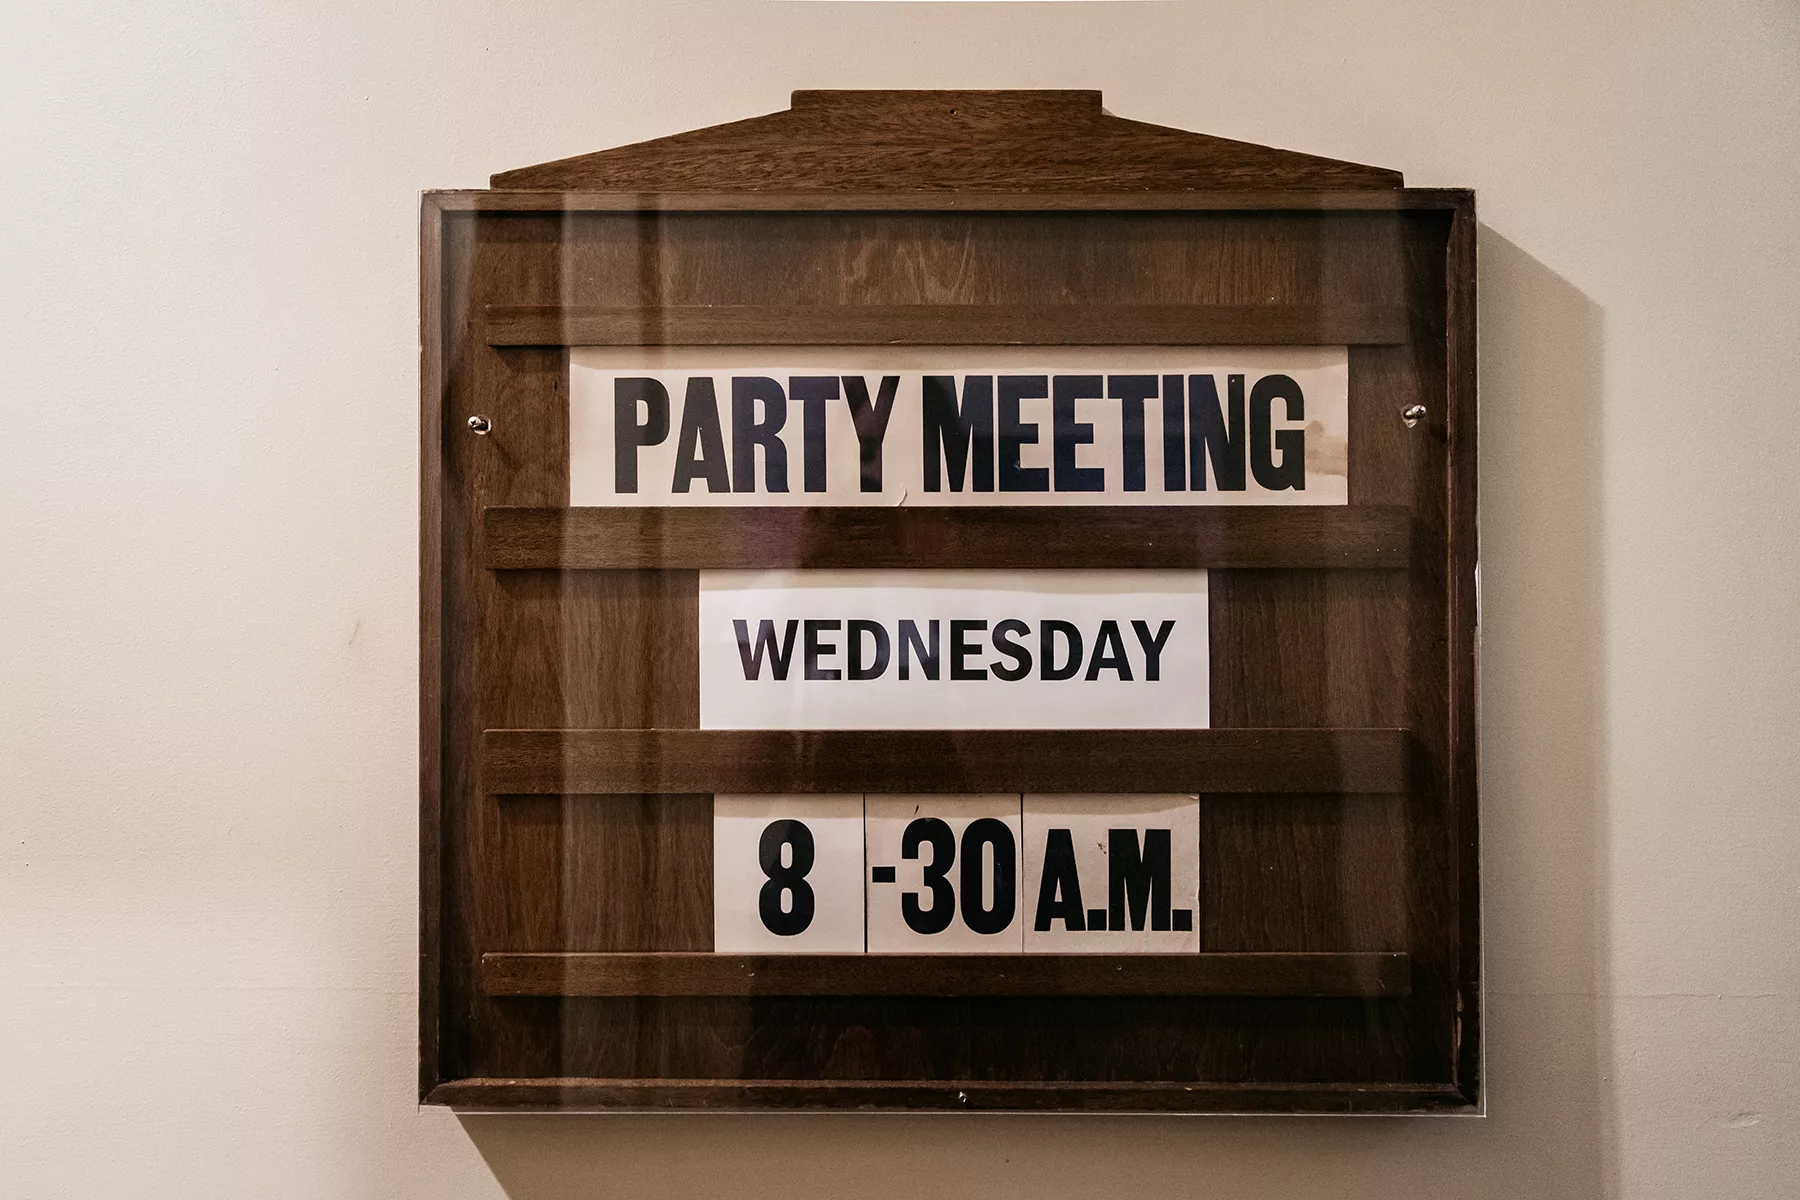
[3,1,1796,1196]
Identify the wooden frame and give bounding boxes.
[480,952,1413,999]
[421,90,1479,1114]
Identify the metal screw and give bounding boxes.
[1401,404,1428,429]
[467,415,492,435]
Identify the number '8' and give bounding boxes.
[758,819,815,935]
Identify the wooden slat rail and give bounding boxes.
[432,188,1473,214]
[484,505,1411,571]
[483,303,1407,347]
[424,1077,1471,1115]
[482,728,1411,795]
[481,951,1411,999]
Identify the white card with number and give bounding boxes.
[1022,794,1200,953]
[865,795,1025,953]
[713,794,865,952]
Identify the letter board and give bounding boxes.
[421,90,1480,1113]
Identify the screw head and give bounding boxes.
[1401,404,1428,429]
[467,415,492,435]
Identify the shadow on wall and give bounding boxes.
[454,226,1615,1200]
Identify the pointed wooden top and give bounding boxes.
[491,90,1401,192]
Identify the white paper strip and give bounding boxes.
[571,346,1348,507]
[698,569,1208,731]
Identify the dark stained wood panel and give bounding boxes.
[494,994,1431,1092]
[418,183,447,1099]
[483,302,1407,346]
[484,506,1413,572]
[435,189,1468,214]
[493,794,713,955]
[494,90,1401,192]
[427,1077,1469,1114]
[495,209,1413,311]
[482,952,1412,998]
[1447,194,1483,1101]
[482,728,1413,795]
[422,130,1479,1113]
[1200,793,1410,953]
[484,569,697,729]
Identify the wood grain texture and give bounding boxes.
[493,794,713,955]
[493,90,1401,192]
[482,728,1412,795]
[421,157,1479,1111]
[427,1077,1469,1114]
[432,209,484,1085]
[482,952,1412,998]
[484,506,1412,572]
[1200,794,1410,953]
[432,189,1468,214]
[1447,194,1482,1104]
[443,992,1442,1093]
[483,302,1406,346]
[418,197,446,1100]
[438,210,585,1084]
[444,210,1414,312]
[484,569,697,729]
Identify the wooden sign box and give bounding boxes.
[420,90,1479,1113]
